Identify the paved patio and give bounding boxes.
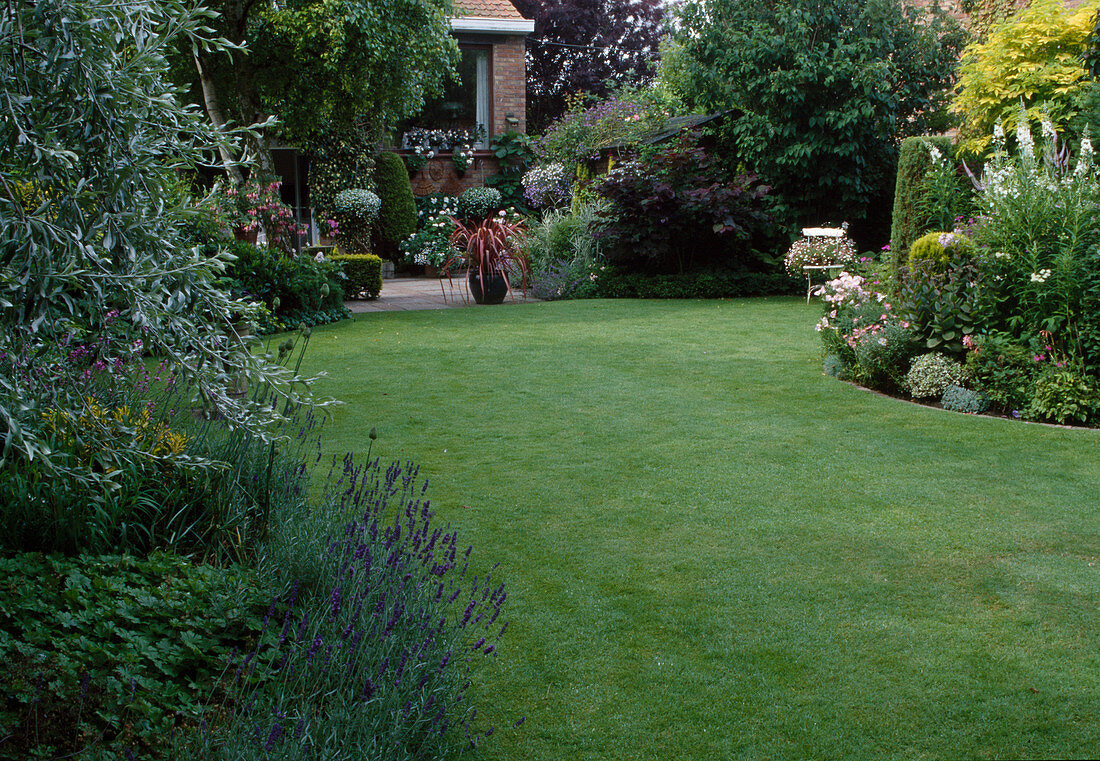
[346,276,539,313]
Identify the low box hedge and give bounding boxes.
[330,253,383,300]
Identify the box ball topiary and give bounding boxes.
[941,384,990,414]
[907,231,975,271]
[905,352,967,398]
[330,253,383,299]
[373,152,417,261]
[456,186,503,222]
[333,188,381,224]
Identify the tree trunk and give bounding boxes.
[193,48,244,184]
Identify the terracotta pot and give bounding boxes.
[233,227,259,245]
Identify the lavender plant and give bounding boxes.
[183,457,515,760]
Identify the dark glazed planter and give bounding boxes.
[468,269,508,305]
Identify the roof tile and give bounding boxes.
[453,0,529,21]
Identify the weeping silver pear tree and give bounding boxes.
[0,0,328,475]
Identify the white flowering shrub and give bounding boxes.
[905,352,966,398]
[783,234,858,273]
[332,189,381,255]
[973,106,1100,378]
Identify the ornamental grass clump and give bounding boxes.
[184,458,514,760]
[905,352,967,398]
[0,326,321,560]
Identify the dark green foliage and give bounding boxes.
[308,123,378,220]
[940,384,990,414]
[330,254,384,299]
[665,0,965,246]
[222,241,348,329]
[593,132,776,274]
[0,552,269,760]
[372,152,417,261]
[485,131,536,209]
[592,268,800,299]
[897,257,987,355]
[964,332,1038,413]
[1078,247,1100,378]
[456,186,504,222]
[891,136,956,264]
[823,353,845,377]
[0,379,315,559]
[1026,367,1100,424]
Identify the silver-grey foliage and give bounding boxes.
[0,0,329,470]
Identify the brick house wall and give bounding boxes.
[405,30,528,197]
[409,154,501,196]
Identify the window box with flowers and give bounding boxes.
[402,126,486,176]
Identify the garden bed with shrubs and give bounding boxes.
[815,114,1100,428]
[0,332,515,760]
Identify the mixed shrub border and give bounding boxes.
[817,113,1100,428]
[0,331,517,759]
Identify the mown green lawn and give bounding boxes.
[301,297,1100,761]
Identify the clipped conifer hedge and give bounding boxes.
[890,136,954,268]
[372,152,417,261]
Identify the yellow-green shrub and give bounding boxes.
[330,253,383,299]
[952,0,1099,153]
[908,231,975,271]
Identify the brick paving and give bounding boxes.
[346,276,539,313]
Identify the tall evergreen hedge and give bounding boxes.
[890,135,954,268]
[372,152,417,261]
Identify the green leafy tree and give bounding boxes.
[0,0,325,473]
[952,0,1099,154]
[185,0,460,176]
[661,0,964,245]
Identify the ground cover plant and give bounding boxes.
[303,299,1100,760]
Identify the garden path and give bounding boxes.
[346,276,539,313]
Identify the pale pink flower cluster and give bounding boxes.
[815,271,909,350]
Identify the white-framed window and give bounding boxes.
[399,46,490,149]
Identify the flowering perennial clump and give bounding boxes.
[213,177,302,251]
[816,271,916,388]
[522,162,573,209]
[184,456,516,758]
[905,352,967,398]
[784,233,858,273]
